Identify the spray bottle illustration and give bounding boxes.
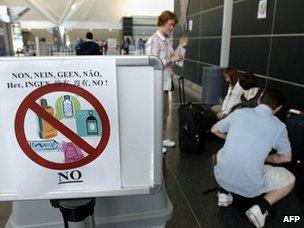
[62,95,74,118]
[86,111,98,135]
[38,99,58,139]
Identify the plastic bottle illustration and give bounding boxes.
[86,111,98,135]
[62,95,74,118]
[38,99,58,139]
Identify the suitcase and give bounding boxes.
[286,112,304,164]
[178,77,216,153]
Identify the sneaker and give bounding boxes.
[217,192,233,207]
[162,147,167,154]
[246,205,268,228]
[163,139,175,147]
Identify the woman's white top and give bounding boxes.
[222,80,245,114]
[145,30,185,91]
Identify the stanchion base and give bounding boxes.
[50,198,96,228]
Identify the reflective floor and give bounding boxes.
[0,201,11,228]
[164,90,304,228]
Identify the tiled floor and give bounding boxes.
[164,90,304,228]
[0,202,11,228]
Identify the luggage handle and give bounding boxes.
[289,109,304,116]
[178,77,186,105]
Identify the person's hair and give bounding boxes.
[86,32,93,39]
[223,66,239,86]
[260,88,285,110]
[157,10,179,27]
[239,72,258,90]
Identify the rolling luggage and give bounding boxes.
[178,77,216,153]
[286,111,304,164]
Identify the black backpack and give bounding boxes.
[230,87,263,113]
[286,112,304,164]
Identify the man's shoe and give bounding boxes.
[162,147,167,154]
[217,192,233,207]
[163,139,175,147]
[245,205,268,228]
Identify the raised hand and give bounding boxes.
[179,36,189,47]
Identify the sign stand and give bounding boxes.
[51,198,96,228]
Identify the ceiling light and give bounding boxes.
[71,4,76,10]
[0,5,10,22]
[59,26,65,35]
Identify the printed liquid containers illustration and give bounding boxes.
[38,99,58,139]
[86,110,98,135]
[62,95,74,118]
[28,95,103,164]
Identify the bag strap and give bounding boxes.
[203,186,219,195]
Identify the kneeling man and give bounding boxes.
[211,88,295,228]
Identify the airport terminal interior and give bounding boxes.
[0,0,304,228]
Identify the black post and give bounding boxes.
[51,198,96,228]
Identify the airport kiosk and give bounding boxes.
[0,56,172,227]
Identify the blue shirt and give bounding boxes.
[214,104,291,197]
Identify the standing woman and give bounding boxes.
[146,10,189,153]
[211,67,245,119]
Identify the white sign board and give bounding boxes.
[0,58,121,198]
[257,0,267,19]
[188,20,193,31]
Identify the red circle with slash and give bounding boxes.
[15,83,110,170]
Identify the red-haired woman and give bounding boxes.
[146,10,189,153]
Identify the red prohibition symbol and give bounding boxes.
[15,83,110,170]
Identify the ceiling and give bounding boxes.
[0,0,173,29]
